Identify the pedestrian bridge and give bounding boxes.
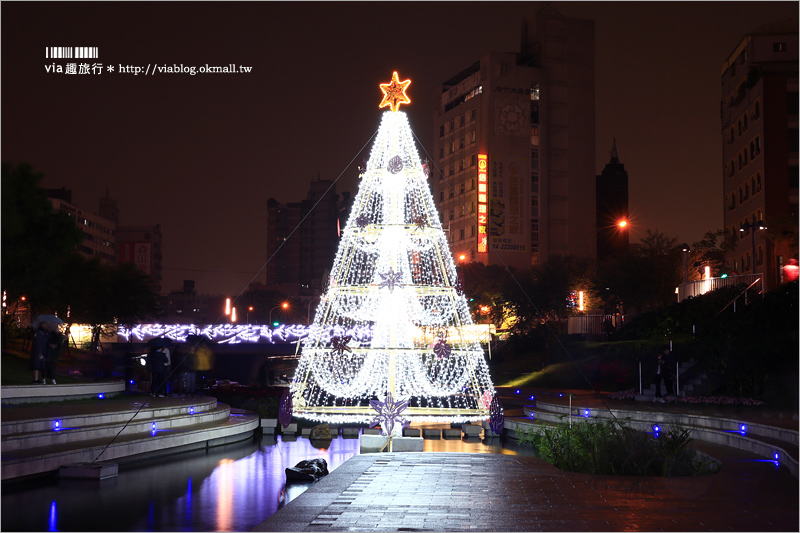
[117,323,494,346]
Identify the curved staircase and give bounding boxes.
[1,383,259,481]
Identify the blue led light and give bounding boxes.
[189,407,195,415]
[583,409,590,417]
[515,389,520,394]
[558,393,563,398]
[652,424,660,433]
[53,420,61,430]
[740,424,747,432]
[98,393,105,399]
[530,395,535,400]
[130,379,134,384]
[774,452,780,460]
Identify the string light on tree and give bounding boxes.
[288,71,500,433]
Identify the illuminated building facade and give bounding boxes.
[433,6,596,269]
[47,188,116,265]
[721,20,798,289]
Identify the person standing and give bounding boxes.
[44,325,66,384]
[653,350,667,403]
[30,323,49,384]
[149,347,168,397]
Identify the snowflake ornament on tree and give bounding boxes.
[330,335,353,355]
[369,392,410,436]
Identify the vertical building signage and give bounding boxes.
[477,154,488,253]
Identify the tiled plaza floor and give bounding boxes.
[254,442,799,532]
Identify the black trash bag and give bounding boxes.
[285,458,329,482]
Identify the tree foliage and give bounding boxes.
[1,162,84,317]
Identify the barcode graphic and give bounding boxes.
[46,47,99,59]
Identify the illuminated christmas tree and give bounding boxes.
[287,72,500,434]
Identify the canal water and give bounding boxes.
[1,430,538,532]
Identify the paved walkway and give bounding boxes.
[254,442,799,532]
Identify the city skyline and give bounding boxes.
[2,1,797,296]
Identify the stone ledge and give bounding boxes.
[360,435,424,453]
[1,382,127,405]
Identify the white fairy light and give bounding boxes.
[290,90,497,425]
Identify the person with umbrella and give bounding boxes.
[29,315,63,384]
[147,338,170,397]
[44,323,67,384]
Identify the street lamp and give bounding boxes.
[739,220,767,275]
[680,243,690,283]
[247,306,253,325]
[270,302,289,326]
[588,219,628,257]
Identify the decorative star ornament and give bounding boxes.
[355,213,370,228]
[378,268,404,292]
[411,214,427,231]
[369,392,410,436]
[433,339,452,360]
[330,335,352,355]
[379,71,411,113]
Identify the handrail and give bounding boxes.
[715,277,762,317]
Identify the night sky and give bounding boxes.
[2,1,797,297]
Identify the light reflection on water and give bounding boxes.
[1,431,536,532]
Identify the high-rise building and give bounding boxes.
[432,6,595,269]
[721,20,798,289]
[117,224,164,294]
[47,188,117,265]
[595,140,630,261]
[266,178,351,295]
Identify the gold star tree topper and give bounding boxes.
[379,71,411,112]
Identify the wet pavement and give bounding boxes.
[254,442,799,532]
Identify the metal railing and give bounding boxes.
[676,274,762,303]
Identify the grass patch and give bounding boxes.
[515,418,720,477]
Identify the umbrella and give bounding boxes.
[31,314,64,329]
[146,337,173,347]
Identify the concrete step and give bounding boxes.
[1,408,259,480]
[1,396,218,436]
[1,403,230,452]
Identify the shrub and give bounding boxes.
[516,418,718,477]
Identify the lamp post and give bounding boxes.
[306,299,314,325]
[588,220,628,257]
[680,243,690,283]
[270,302,289,325]
[739,221,767,275]
[247,306,253,325]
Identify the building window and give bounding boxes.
[471,131,476,143]
[774,42,787,52]
[460,114,465,126]
[459,137,465,150]
[531,172,538,193]
[754,136,761,155]
[460,182,465,194]
[449,209,454,220]
[439,191,444,203]
[459,159,466,171]
[460,228,465,240]
[729,159,735,177]
[751,176,756,195]
[439,147,444,159]
[439,124,445,137]
[756,173,762,192]
[753,101,760,120]
[471,109,476,121]
[450,141,455,153]
[470,226,475,237]
[450,120,455,132]
[460,205,466,216]
[449,164,454,176]
[750,141,756,159]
